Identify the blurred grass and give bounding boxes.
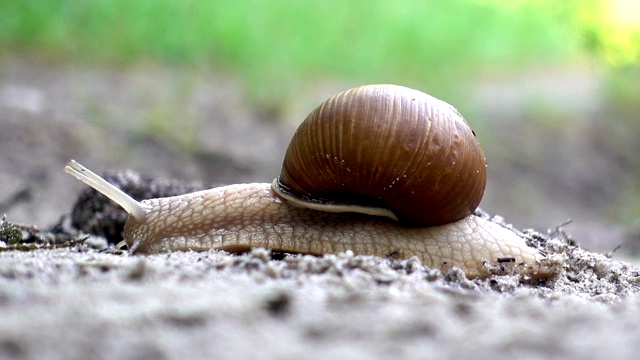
[0,0,576,103]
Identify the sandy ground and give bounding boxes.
[1,57,640,359]
[0,238,639,360]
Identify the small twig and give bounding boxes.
[605,244,622,259]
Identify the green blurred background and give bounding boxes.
[2,0,639,100]
[1,0,639,252]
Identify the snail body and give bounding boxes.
[65,84,546,279]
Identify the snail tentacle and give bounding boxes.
[65,160,148,220]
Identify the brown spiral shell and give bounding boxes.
[274,84,487,227]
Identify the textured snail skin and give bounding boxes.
[122,182,543,279]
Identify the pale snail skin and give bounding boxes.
[64,84,546,279]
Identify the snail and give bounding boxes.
[65,84,546,279]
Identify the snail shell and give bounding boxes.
[274,84,487,226]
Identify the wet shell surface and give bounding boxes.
[276,84,487,226]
